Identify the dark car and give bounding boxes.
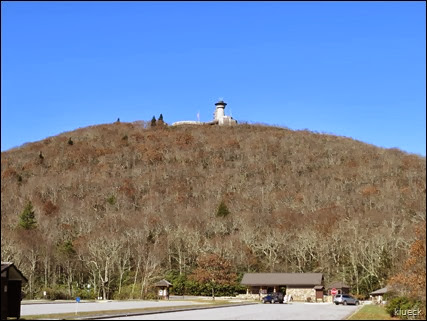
[333,294,359,305]
[262,293,284,304]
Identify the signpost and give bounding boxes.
[331,288,338,296]
[75,297,81,315]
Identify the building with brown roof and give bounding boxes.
[154,279,172,300]
[1,262,27,320]
[326,281,350,295]
[241,273,324,302]
[370,286,388,304]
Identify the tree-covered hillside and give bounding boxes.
[1,121,425,300]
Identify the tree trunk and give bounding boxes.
[131,257,141,299]
[212,285,215,300]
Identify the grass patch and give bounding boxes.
[347,304,397,320]
[20,301,249,320]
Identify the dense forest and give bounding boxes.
[1,120,425,303]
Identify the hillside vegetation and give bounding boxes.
[1,121,425,301]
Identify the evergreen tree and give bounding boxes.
[68,137,74,145]
[38,151,44,164]
[158,114,165,126]
[216,200,231,218]
[151,116,157,127]
[58,240,76,257]
[19,201,37,229]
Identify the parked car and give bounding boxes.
[333,294,359,305]
[262,293,284,304]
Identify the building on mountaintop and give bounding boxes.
[172,100,237,126]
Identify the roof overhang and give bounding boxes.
[241,273,323,287]
[1,262,28,282]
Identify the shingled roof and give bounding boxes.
[241,273,323,286]
[154,279,172,287]
[1,262,28,282]
[370,287,388,295]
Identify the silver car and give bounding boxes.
[333,294,359,305]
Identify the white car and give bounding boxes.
[334,294,359,305]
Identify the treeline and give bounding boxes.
[1,121,425,303]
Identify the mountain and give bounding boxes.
[1,121,425,300]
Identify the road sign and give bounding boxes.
[331,288,338,295]
[75,297,80,315]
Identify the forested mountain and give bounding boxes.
[1,121,425,301]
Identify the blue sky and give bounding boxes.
[1,1,426,156]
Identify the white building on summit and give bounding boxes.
[212,100,237,125]
[172,100,237,126]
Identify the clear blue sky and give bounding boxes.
[2,1,426,156]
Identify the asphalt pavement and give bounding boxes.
[21,299,361,320]
[92,302,359,320]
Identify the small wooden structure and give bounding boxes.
[326,281,350,295]
[370,286,388,304]
[1,262,27,320]
[154,279,172,300]
[313,285,325,302]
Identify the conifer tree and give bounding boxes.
[216,200,231,218]
[158,114,164,126]
[19,201,37,229]
[151,116,157,127]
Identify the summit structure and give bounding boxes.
[213,100,237,125]
[172,100,237,126]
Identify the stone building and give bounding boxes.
[240,273,324,302]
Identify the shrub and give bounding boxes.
[386,296,425,320]
[216,200,230,217]
[42,286,70,300]
[73,287,97,300]
[144,291,159,300]
[107,195,116,205]
[112,284,140,300]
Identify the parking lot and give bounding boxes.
[20,299,207,316]
[110,302,360,320]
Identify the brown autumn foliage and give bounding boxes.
[1,121,425,300]
[189,253,237,298]
[389,225,426,301]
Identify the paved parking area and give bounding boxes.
[21,300,207,316]
[110,302,360,320]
